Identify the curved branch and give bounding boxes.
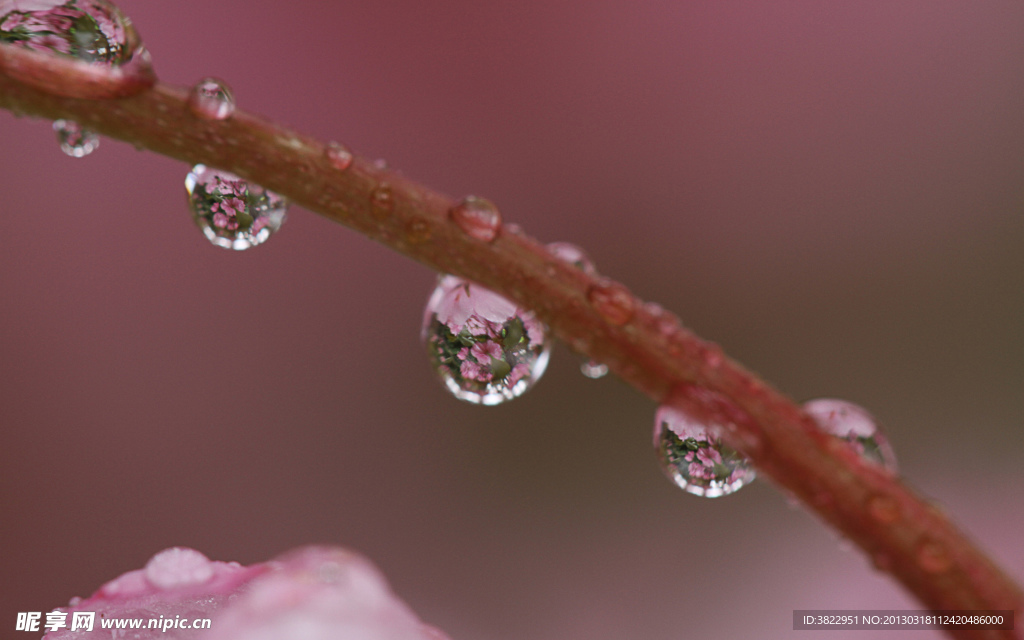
[0,45,1019,640]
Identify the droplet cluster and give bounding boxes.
[185,164,288,250]
[422,275,551,405]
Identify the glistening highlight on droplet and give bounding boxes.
[53,119,98,157]
[185,165,289,251]
[546,241,597,275]
[422,275,551,405]
[803,398,898,472]
[187,77,235,120]
[653,404,756,498]
[0,0,155,98]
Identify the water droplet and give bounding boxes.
[866,493,900,524]
[68,596,82,607]
[587,280,635,326]
[370,183,394,217]
[700,344,723,368]
[653,404,756,498]
[405,217,431,245]
[325,142,353,171]
[546,242,596,275]
[187,77,234,120]
[579,360,608,379]
[449,196,501,243]
[422,275,551,405]
[185,164,288,250]
[0,0,155,98]
[53,119,98,157]
[916,539,952,574]
[144,548,213,590]
[803,399,898,472]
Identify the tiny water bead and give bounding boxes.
[324,141,353,171]
[53,119,98,157]
[579,360,608,379]
[653,404,756,497]
[422,275,551,405]
[546,241,597,275]
[187,77,235,120]
[449,195,501,243]
[369,183,394,217]
[803,398,898,472]
[185,164,288,250]
[0,0,154,97]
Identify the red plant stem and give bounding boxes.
[0,47,1020,640]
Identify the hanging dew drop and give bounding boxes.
[187,77,235,120]
[0,0,155,98]
[449,196,501,243]
[653,404,756,498]
[579,360,608,379]
[422,275,551,405]
[803,399,898,472]
[53,119,98,157]
[185,164,288,251]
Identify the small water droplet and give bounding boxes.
[579,360,608,379]
[405,217,431,244]
[68,596,82,607]
[370,183,394,217]
[916,539,952,574]
[587,280,635,326]
[373,158,388,170]
[653,404,756,498]
[185,164,288,250]
[866,493,900,524]
[53,119,98,157]
[422,275,551,405]
[546,242,597,275]
[187,77,234,120]
[324,142,353,171]
[803,399,898,472]
[449,196,502,243]
[144,548,213,590]
[0,0,155,98]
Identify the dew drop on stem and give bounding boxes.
[187,77,235,120]
[185,164,288,251]
[653,404,756,498]
[0,0,155,98]
[449,196,502,243]
[324,142,353,171]
[422,275,551,405]
[803,399,898,472]
[588,280,635,326]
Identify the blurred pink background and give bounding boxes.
[1,1,1022,638]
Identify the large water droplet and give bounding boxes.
[449,196,501,243]
[187,77,235,120]
[185,164,288,250]
[53,119,98,157]
[653,404,756,497]
[546,241,597,275]
[422,275,551,405]
[803,399,898,472]
[0,0,154,98]
[588,280,635,326]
